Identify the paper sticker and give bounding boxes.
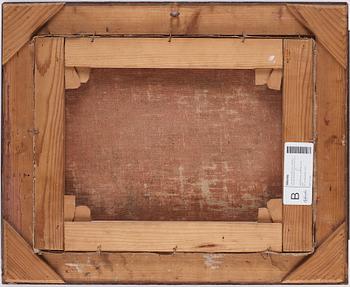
[283,142,314,205]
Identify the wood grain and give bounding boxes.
[43,251,305,284]
[65,69,282,221]
[282,39,313,252]
[64,221,282,252]
[3,3,63,64]
[3,43,34,244]
[41,4,309,36]
[34,37,65,250]
[65,38,283,69]
[3,221,63,283]
[315,44,347,245]
[287,4,347,68]
[284,222,346,283]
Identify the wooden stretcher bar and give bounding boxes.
[282,39,314,252]
[64,221,282,252]
[65,38,283,69]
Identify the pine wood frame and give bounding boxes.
[2,3,348,284]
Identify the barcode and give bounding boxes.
[286,146,312,154]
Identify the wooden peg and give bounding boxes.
[267,69,282,90]
[76,67,91,84]
[65,67,81,89]
[74,205,91,221]
[64,195,76,221]
[267,198,282,223]
[258,207,272,223]
[255,68,272,85]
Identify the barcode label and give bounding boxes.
[283,142,314,205]
[286,146,312,154]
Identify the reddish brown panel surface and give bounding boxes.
[65,69,282,221]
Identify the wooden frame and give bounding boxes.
[2,3,347,284]
[37,36,285,254]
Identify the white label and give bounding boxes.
[283,142,314,205]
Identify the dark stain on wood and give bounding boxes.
[185,10,201,34]
[65,68,282,221]
[196,244,218,248]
